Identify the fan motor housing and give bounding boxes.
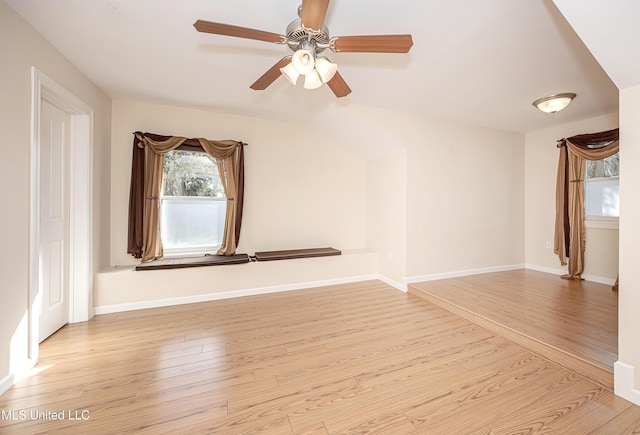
[286,18,330,53]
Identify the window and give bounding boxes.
[160,150,226,254]
[585,153,619,228]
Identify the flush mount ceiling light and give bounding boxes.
[532,93,577,114]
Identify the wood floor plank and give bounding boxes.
[589,405,640,434]
[409,269,618,390]
[409,269,617,369]
[414,378,563,433]
[290,347,533,433]
[1,277,638,434]
[487,379,608,433]
[406,359,568,433]
[547,388,633,434]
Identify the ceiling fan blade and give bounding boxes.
[301,0,330,30]
[250,57,291,90]
[327,72,351,98]
[194,20,284,44]
[333,34,413,53]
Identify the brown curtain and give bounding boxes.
[127,132,245,262]
[554,128,619,280]
[198,138,245,256]
[127,137,145,259]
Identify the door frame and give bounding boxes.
[29,68,94,363]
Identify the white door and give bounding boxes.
[39,99,70,342]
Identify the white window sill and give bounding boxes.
[162,248,221,258]
[585,216,619,230]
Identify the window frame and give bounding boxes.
[584,156,619,230]
[160,150,226,256]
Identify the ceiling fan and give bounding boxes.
[194,0,413,98]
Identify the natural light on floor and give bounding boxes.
[9,311,53,385]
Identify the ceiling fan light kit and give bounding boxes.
[315,57,337,83]
[194,0,413,98]
[533,92,576,113]
[291,40,317,75]
[303,69,323,89]
[280,61,300,85]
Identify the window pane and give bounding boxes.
[163,150,224,197]
[161,199,227,249]
[586,153,619,179]
[585,178,619,217]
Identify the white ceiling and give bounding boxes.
[6,0,620,134]
[551,0,640,91]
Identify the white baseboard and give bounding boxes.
[377,275,405,292]
[405,262,615,287]
[95,263,614,316]
[615,361,640,406]
[95,274,379,315]
[0,372,14,396]
[0,356,36,397]
[404,264,525,286]
[579,274,616,286]
[525,263,616,286]
[523,263,567,276]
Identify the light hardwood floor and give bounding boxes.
[409,269,618,389]
[1,279,638,434]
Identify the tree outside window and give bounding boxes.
[161,150,226,253]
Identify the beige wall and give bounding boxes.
[4,0,630,400]
[405,116,525,277]
[95,252,377,309]
[343,108,525,282]
[110,99,368,267]
[619,84,640,394]
[104,102,528,304]
[103,102,528,304]
[98,99,373,307]
[0,1,111,387]
[366,151,407,286]
[524,113,619,282]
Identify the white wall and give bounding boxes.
[617,84,640,403]
[103,101,528,304]
[110,99,368,266]
[366,151,407,287]
[524,113,619,283]
[0,1,111,390]
[405,116,525,278]
[341,109,525,283]
[1,0,634,406]
[97,99,374,308]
